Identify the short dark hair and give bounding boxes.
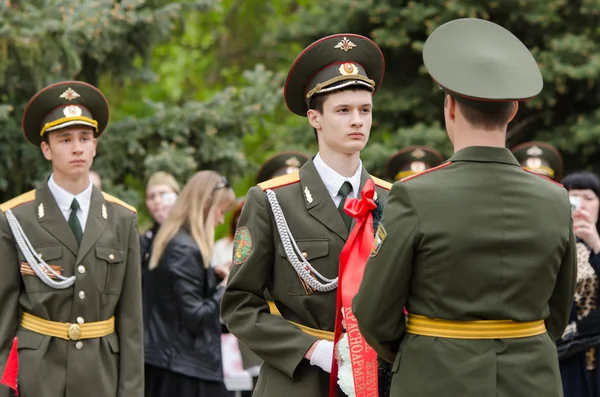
[448,94,515,130]
[561,171,600,198]
[308,85,373,141]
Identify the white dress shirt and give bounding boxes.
[313,153,362,207]
[47,174,93,232]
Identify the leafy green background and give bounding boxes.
[2,0,599,236]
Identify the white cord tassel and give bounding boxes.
[5,209,75,289]
[265,189,338,292]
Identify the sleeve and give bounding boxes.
[167,241,224,331]
[353,182,419,363]
[116,214,144,397]
[0,211,20,397]
[546,226,577,339]
[220,186,319,379]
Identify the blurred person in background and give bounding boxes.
[144,170,235,397]
[511,141,563,182]
[558,171,600,397]
[140,171,180,281]
[212,197,245,283]
[385,146,445,182]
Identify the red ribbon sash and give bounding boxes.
[330,179,379,397]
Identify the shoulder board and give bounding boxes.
[0,190,36,212]
[102,193,137,213]
[258,171,300,191]
[370,176,392,191]
[401,161,453,182]
[522,168,564,187]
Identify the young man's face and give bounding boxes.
[41,126,97,180]
[308,89,373,155]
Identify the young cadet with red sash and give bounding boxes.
[0,81,143,397]
[354,18,577,397]
[221,34,392,397]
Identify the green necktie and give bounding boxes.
[337,181,353,231]
[68,198,83,245]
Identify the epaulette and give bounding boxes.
[0,190,36,212]
[102,192,137,213]
[371,176,392,191]
[258,171,300,191]
[401,161,453,182]
[522,168,564,187]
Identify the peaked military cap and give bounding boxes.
[386,146,445,181]
[22,81,109,146]
[511,141,563,181]
[423,18,543,101]
[256,151,310,184]
[284,34,385,116]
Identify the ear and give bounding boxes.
[444,95,456,121]
[507,101,519,124]
[307,109,321,131]
[92,137,97,158]
[40,140,52,161]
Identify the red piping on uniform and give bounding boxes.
[522,168,564,187]
[401,161,453,182]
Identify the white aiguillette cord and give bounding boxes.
[265,189,338,292]
[5,209,75,289]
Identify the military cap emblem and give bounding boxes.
[410,161,427,173]
[63,105,83,118]
[59,88,80,101]
[339,63,359,76]
[526,145,544,157]
[286,157,301,168]
[334,37,357,52]
[411,148,426,159]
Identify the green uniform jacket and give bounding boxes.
[221,159,391,397]
[353,146,577,397]
[0,182,143,397]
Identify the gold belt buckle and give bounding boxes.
[68,323,82,340]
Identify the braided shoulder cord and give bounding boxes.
[5,209,75,289]
[265,189,338,292]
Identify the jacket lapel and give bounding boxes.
[300,160,348,241]
[76,187,107,265]
[37,183,79,257]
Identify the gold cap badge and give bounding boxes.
[339,62,359,76]
[286,157,301,168]
[63,105,82,118]
[60,88,81,101]
[526,145,543,157]
[411,148,426,159]
[334,37,357,52]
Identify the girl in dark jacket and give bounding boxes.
[559,171,600,397]
[144,170,235,397]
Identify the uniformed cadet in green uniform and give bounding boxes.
[353,18,577,397]
[385,146,445,182]
[221,34,392,397]
[511,141,564,181]
[235,151,311,394]
[0,81,143,397]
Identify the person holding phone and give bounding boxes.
[140,172,180,282]
[558,171,600,397]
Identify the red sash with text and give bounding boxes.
[330,179,378,397]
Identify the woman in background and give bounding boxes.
[140,171,180,281]
[558,171,600,397]
[144,170,235,397]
